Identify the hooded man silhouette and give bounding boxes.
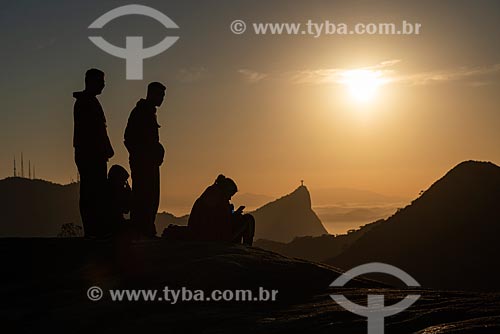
[73,68,114,238]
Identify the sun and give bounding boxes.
[340,69,386,103]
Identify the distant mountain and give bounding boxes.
[328,161,500,291]
[0,177,81,236]
[251,185,328,242]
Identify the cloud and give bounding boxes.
[238,69,267,83]
[288,60,500,87]
[176,67,207,83]
[235,60,500,87]
[396,64,500,85]
[288,59,400,85]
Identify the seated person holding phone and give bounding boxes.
[187,174,255,245]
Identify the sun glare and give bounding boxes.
[340,69,386,103]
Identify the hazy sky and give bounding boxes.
[1,0,499,214]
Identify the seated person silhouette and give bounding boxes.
[188,174,255,245]
[105,165,132,236]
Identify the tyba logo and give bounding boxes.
[330,263,421,334]
[88,4,179,80]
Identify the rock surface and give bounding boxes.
[2,238,500,333]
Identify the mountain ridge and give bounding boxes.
[328,160,500,291]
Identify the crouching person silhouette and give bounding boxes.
[188,175,255,245]
[106,165,132,235]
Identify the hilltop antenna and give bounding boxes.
[301,180,304,187]
[29,160,31,179]
[33,164,36,180]
[21,152,24,178]
[13,155,17,177]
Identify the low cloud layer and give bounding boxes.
[238,60,500,87]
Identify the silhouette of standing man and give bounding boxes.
[124,82,166,239]
[73,68,114,238]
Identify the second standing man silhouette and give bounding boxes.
[124,82,166,239]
